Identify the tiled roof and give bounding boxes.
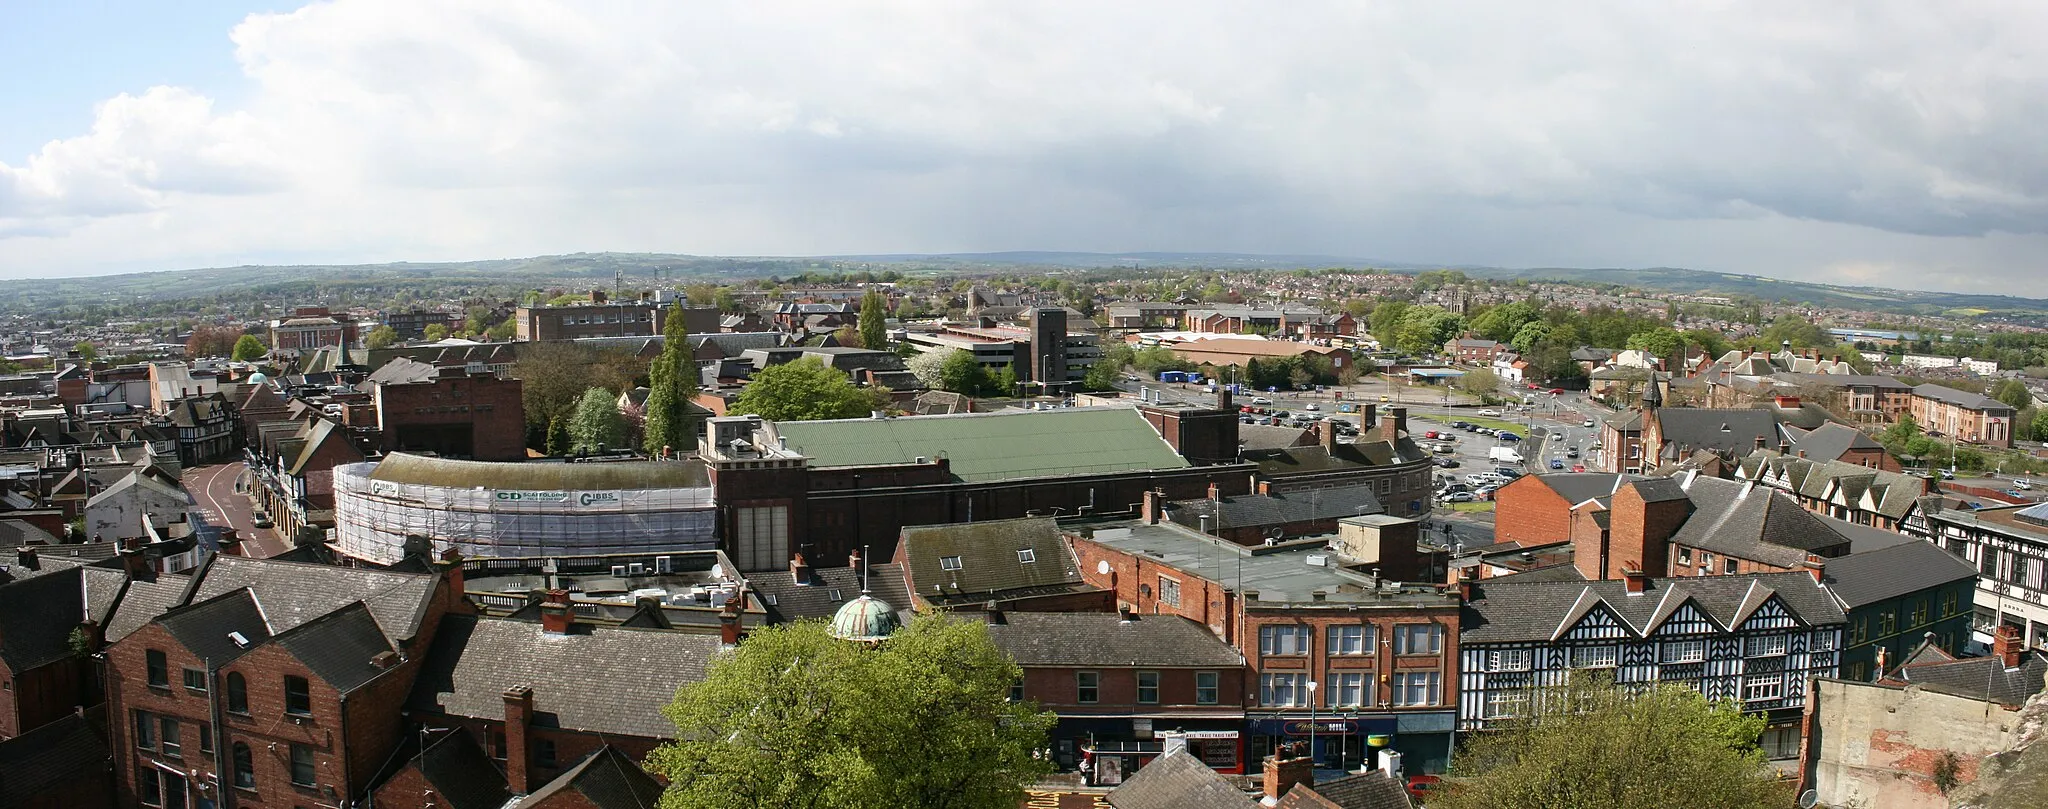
[1527,473,1641,506]
[408,615,722,739]
[1888,642,2048,707]
[0,567,89,672]
[105,575,189,642]
[773,407,1190,483]
[1786,423,1882,464]
[1281,770,1414,809]
[985,612,1243,668]
[514,746,666,809]
[749,562,910,624]
[193,555,440,645]
[899,517,1085,601]
[0,707,110,806]
[1460,571,1846,644]
[272,601,395,693]
[159,588,274,664]
[1238,423,1316,451]
[395,729,509,809]
[1108,748,1257,809]
[1652,408,1779,456]
[1913,383,2013,412]
[1821,538,1976,609]
[1667,475,1850,568]
[1168,483,1383,531]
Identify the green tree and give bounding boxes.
[938,349,993,395]
[1510,321,1551,354]
[1684,328,1731,359]
[647,615,1055,809]
[1458,367,1501,398]
[364,325,400,350]
[423,323,449,341]
[72,341,98,362]
[231,334,268,362]
[569,387,627,452]
[545,415,571,456]
[1470,301,1541,343]
[730,358,878,421]
[484,320,516,341]
[2034,409,2048,444]
[1626,327,1686,364]
[1394,306,1464,355]
[906,348,957,390]
[643,302,700,456]
[992,363,1018,397]
[859,288,888,351]
[1432,676,1788,809]
[1368,300,1411,348]
[714,287,740,314]
[1992,378,2034,410]
[1081,354,1121,391]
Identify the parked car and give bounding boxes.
[1435,458,1461,468]
[1450,420,1470,428]
[1497,432,1522,442]
[1493,468,1524,480]
[1549,388,1565,394]
[1439,492,1476,503]
[1433,443,1456,454]
[1424,430,1440,439]
[1304,403,1320,411]
[252,511,274,528]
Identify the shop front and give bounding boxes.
[1059,716,1246,786]
[1248,711,1456,775]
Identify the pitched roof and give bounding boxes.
[192,555,440,645]
[1652,408,1779,457]
[159,588,274,665]
[748,562,911,623]
[1460,571,1846,644]
[898,517,1087,603]
[105,575,189,642]
[383,729,509,809]
[1913,383,2013,412]
[0,707,110,806]
[985,612,1243,668]
[271,601,395,693]
[1237,423,1315,451]
[515,746,666,809]
[1786,423,1883,464]
[1887,643,2048,707]
[1526,472,1642,505]
[0,567,89,672]
[1667,475,1851,568]
[1108,748,1257,809]
[408,615,722,739]
[772,407,1190,483]
[1280,771,1414,809]
[367,452,711,490]
[1821,538,1977,608]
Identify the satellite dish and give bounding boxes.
[1798,790,1818,809]
[1097,560,1111,575]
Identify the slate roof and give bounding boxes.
[1238,423,1315,451]
[159,588,274,664]
[985,612,1244,668]
[1627,477,1690,503]
[0,707,110,807]
[1914,383,2014,412]
[1460,571,1847,644]
[1527,473,1642,505]
[1667,475,1851,568]
[1652,408,1779,457]
[1786,423,1883,464]
[0,519,58,546]
[1886,642,2048,707]
[408,615,722,739]
[1738,450,1926,520]
[514,746,667,809]
[367,452,711,490]
[271,601,395,693]
[1282,771,1414,809]
[748,562,911,623]
[193,554,441,645]
[898,517,1086,602]
[1243,437,1420,477]
[104,575,189,642]
[1107,748,1257,809]
[393,729,509,809]
[1168,484,1384,532]
[772,407,1190,483]
[1821,538,1976,609]
[0,567,89,672]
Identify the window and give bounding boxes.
[1743,674,1784,702]
[290,744,317,786]
[1195,671,1219,705]
[1487,648,1532,671]
[1395,624,1442,656]
[1158,576,1182,608]
[284,675,311,716]
[161,718,182,757]
[1912,599,1929,625]
[1677,547,1693,565]
[537,738,558,767]
[1723,557,1738,575]
[939,556,963,571]
[1393,671,1441,706]
[1812,631,1837,652]
[1016,548,1036,564]
[1259,625,1311,656]
[1009,680,1024,702]
[147,650,169,688]
[1661,640,1706,664]
[226,673,248,714]
[1850,617,1869,644]
[1484,689,1529,719]
[1570,645,1618,669]
[134,710,156,749]
[1745,634,1788,657]
[1076,672,1099,704]
[182,668,208,693]
[1260,673,1308,707]
[1136,671,1160,704]
[1943,590,1959,617]
[1328,625,1369,655]
[162,771,187,809]
[232,743,256,789]
[199,723,212,756]
[1328,672,1367,707]
[140,768,163,807]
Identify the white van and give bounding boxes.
[1488,446,1524,465]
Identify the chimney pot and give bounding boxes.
[1263,742,1316,801]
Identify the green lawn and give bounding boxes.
[1445,501,1497,513]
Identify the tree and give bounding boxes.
[937,350,993,395]
[423,323,449,341]
[647,614,1055,809]
[1393,306,1464,355]
[1432,676,1788,809]
[484,320,516,341]
[364,325,400,350]
[1368,301,1410,348]
[185,325,243,358]
[569,388,627,452]
[643,302,699,456]
[1992,378,2034,410]
[2035,409,2048,444]
[545,415,571,456]
[1510,321,1551,354]
[714,287,740,314]
[906,348,958,390]
[859,288,888,351]
[514,342,649,451]
[1081,354,1121,392]
[72,341,98,362]
[1470,301,1541,343]
[730,358,877,421]
[1458,367,1501,398]
[231,334,268,363]
[1625,328,1686,365]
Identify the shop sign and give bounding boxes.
[494,490,571,504]
[1283,719,1358,735]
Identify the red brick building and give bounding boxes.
[369,360,526,461]
[0,563,122,742]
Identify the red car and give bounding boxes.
[1424,430,1440,439]
[1526,383,1540,390]
[1548,388,1565,394]
[1572,464,1586,472]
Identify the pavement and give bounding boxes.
[182,461,289,558]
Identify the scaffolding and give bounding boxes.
[333,462,718,564]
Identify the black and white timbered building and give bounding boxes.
[1457,570,1846,759]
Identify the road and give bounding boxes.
[183,461,289,558]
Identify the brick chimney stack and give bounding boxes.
[14,546,36,571]
[1385,406,1408,442]
[539,589,573,635]
[1360,403,1377,434]
[502,686,534,794]
[718,594,743,646]
[1995,624,2024,670]
[1263,741,1315,801]
[439,547,464,595]
[1319,419,1338,452]
[1622,566,1649,595]
[791,553,813,586]
[1142,489,1163,525]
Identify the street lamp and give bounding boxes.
[1305,679,1320,770]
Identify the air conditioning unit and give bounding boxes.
[655,556,672,574]
[628,563,646,576]
[610,565,628,577]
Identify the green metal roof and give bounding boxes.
[773,407,1190,483]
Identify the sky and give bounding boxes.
[3,1,2047,293]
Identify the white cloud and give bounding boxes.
[4,0,2048,290]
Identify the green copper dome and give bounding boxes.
[827,593,901,642]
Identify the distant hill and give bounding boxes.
[5,251,2045,318]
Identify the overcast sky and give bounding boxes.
[3,1,2046,292]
